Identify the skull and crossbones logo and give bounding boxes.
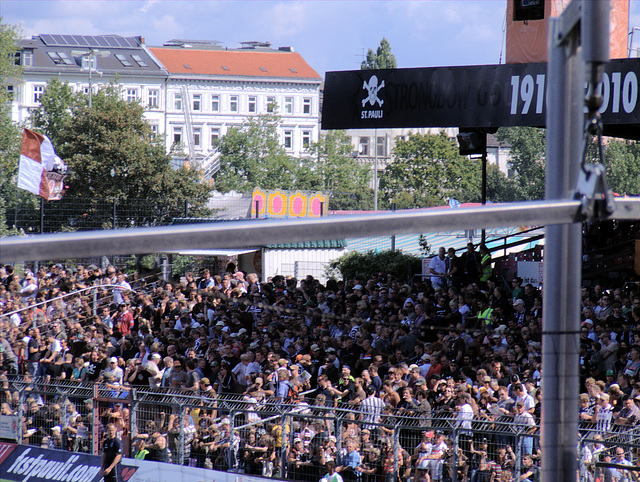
[362,75,385,107]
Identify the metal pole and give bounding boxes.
[481,148,487,245]
[374,129,378,211]
[255,200,259,219]
[541,2,585,481]
[184,200,189,218]
[113,199,117,230]
[391,203,396,251]
[40,197,44,234]
[88,53,93,109]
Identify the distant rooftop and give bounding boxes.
[149,45,320,79]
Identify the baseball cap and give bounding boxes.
[310,344,320,351]
[354,284,363,290]
[110,357,118,363]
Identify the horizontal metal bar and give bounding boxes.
[1,199,589,263]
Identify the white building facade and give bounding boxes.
[10,36,322,173]
[148,40,322,169]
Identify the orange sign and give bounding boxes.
[251,189,327,218]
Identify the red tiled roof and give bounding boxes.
[149,47,321,79]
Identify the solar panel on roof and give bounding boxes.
[39,34,54,45]
[66,36,80,46]
[118,37,132,48]
[96,37,110,48]
[52,35,65,44]
[76,36,89,47]
[105,36,120,47]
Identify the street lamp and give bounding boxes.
[71,49,109,108]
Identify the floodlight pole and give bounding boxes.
[541,2,608,482]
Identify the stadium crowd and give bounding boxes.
[1,242,640,482]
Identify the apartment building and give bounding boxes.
[10,35,322,174]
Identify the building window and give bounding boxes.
[211,128,220,145]
[376,136,386,157]
[126,89,137,103]
[33,85,44,104]
[7,85,14,100]
[267,96,276,113]
[193,127,201,147]
[284,130,293,149]
[211,95,220,112]
[174,93,182,111]
[284,97,293,114]
[115,54,133,67]
[248,96,257,113]
[150,124,158,138]
[173,126,183,145]
[192,94,201,111]
[22,51,33,67]
[303,98,311,114]
[229,95,238,112]
[359,137,369,156]
[81,56,96,70]
[148,90,159,108]
[302,131,311,149]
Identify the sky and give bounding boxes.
[4,1,640,78]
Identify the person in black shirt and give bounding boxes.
[101,423,122,482]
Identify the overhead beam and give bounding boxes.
[0,199,585,263]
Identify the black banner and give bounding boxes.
[321,59,640,131]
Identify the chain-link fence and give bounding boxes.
[5,197,210,234]
[15,376,640,482]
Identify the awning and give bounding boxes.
[164,249,258,257]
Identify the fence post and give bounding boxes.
[184,200,189,218]
[279,413,288,478]
[392,420,400,482]
[177,405,186,466]
[92,384,99,455]
[113,199,117,230]
[228,411,235,471]
[452,427,459,482]
[40,197,44,234]
[130,390,138,442]
[92,287,98,318]
[17,391,26,445]
[515,430,522,480]
[391,203,396,251]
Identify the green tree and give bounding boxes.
[361,37,397,70]
[328,249,422,282]
[603,138,640,196]
[302,131,373,210]
[486,163,523,203]
[213,114,296,192]
[496,126,546,200]
[379,131,481,208]
[31,81,211,228]
[0,21,28,236]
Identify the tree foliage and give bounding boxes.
[328,249,422,282]
[495,127,546,200]
[379,131,481,209]
[214,120,373,210]
[31,79,211,227]
[213,114,295,192]
[361,37,397,70]
[0,21,28,236]
[302,131,373,210]
[602,139,640,196]
[486,164,522,203]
